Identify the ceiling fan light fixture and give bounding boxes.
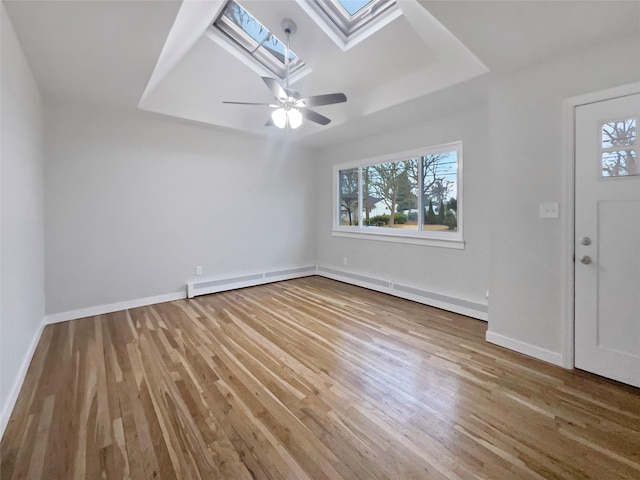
[288,108,303,129]
[271,107,303,129]
[271,108,288,128]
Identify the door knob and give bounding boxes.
[580,237,591,246]
[580,255,592,264]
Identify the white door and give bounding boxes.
[575,93,640,387]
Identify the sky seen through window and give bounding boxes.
[337,0,376,16]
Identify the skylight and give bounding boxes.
[297,0,401,51]
[213,0,305,79]
[338,0,375,16]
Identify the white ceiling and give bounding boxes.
[4,0,639,146]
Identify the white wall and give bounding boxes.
[487,34,640,364]
[0,4,45,432]
[44,104,317,315]
[315,105,491,312]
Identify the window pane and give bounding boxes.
[421,152,458,232]
[363,160,418,229]
[602,118,636,148]
[339,168,359,226]
[602,149,638,177]
[337,0,375,16]
[601,118,638,177]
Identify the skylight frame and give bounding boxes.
[296,0,402,51]
[213,0,305,80]
[317,0,396,38]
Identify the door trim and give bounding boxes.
[561,82,640,369]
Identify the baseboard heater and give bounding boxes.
[316,265,488,321]
[186,264,487,321]
[187,265,317,298]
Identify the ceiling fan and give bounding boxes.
[223,19,347,129]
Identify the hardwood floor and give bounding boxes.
[1,276,639,479]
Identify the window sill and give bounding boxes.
[332,228,465,249]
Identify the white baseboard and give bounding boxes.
[485,330,564,366]
[187,265,317,298]
[45,291,187,325]
[316,265,488,321]
[0,319,45,440]
[46,265,319,324]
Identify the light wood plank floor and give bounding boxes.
[1,277,639,479]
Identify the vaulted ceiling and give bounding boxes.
[4,0,639,146]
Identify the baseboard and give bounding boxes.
[187,265,317,298]
[45,265,319,323]
[0,319,45,440]
[316,265,488,321]
[45,291,187,325]
[485,330,564,366]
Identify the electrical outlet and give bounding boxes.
[342,257,348,266]
[539,202,559,219]
[195,265,202,276]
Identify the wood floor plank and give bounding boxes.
[2,276,639,479]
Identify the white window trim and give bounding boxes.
[212,0,308,80]
[295,0,402,51]
[333,142,464,249]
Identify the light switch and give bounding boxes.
[539,202,559,219]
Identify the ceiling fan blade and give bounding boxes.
[284,88,301,100]
[262,77,287,100]
[223,101,274,106]
[298,93,347,107]
[300,108,331,126]
[261,77,301,100]
[265,117,274,127]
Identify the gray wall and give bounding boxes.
[44,104,317,314]
[0,4,45,428]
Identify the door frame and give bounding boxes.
[561,82,640,369]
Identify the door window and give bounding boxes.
[600,117,637,177]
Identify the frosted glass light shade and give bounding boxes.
[271,108,287,128]
[288,108,303,129]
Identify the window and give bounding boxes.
[213,0,305,79]
[601,117,637,177]
[337,1,376,16]
[296,0,401,50]
[335,142,463,248]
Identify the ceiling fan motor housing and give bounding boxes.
[281,19,297,36]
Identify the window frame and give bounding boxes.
[213,0,305,80]
[333,141,464,249]
[315,0,397,38]
[296,0,402,51]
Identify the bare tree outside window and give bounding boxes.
[601,118,637,177]
[335,143,462,239]
[339,168,359,225]
[365,161,413,227]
